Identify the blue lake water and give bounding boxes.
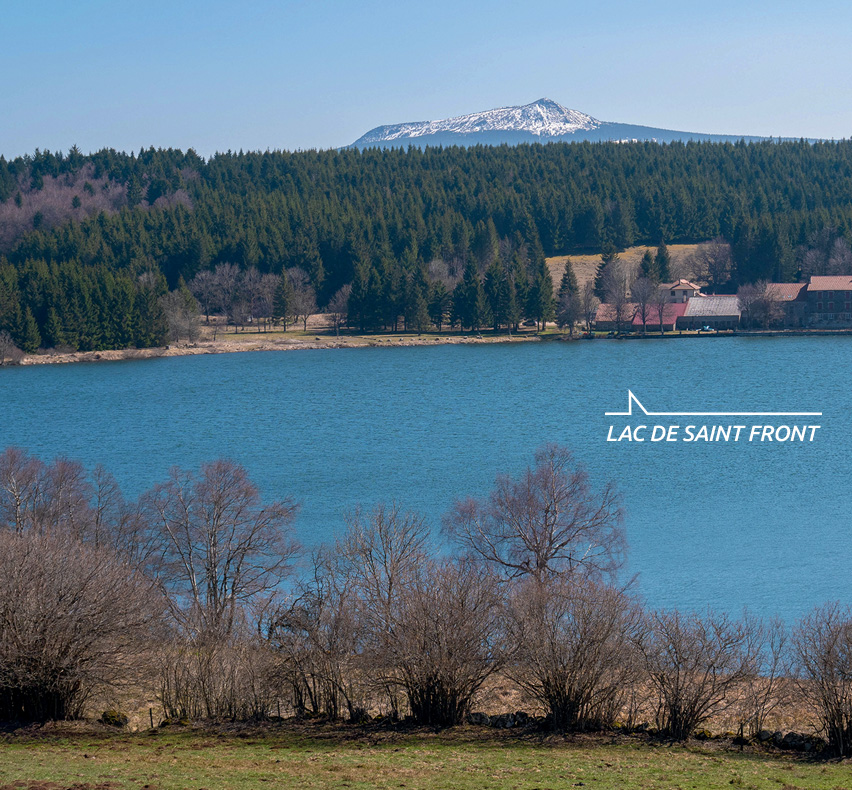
[1,337,848,622]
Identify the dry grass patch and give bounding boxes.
[547,244,704,291]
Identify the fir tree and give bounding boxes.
[655,242,672,283]
[639,249,658,281]
[557,257,578,300]
[273,274,295,329]
[19,306,41,353]
[595,244,621,300]
[427,281,451,331]
[527,258,555,330]
[43,307,65,349]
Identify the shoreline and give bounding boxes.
[17,330,545,366]
[14,326,852,366]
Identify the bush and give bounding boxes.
[792,603,852,756]
[100,709,129,727]
[506,577,642,731]
[0,530,160,723]
[638,610,758,740]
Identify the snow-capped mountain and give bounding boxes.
[349,98,767,148]
[358,98,600,143]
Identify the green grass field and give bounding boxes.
[1,725,849,790]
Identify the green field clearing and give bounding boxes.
[1,725,850,790]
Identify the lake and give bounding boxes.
[1,336,847,622]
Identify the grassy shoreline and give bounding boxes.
[1,722,848,790]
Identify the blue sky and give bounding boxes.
[3,0,852,157]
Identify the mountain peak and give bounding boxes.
[353,99,601,146]
[349,99,772,149]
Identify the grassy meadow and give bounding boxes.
[1,725,850,790]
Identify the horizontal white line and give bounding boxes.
[605,411,822,417]
[605,391,822,418]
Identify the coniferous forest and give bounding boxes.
[2,139,852,352]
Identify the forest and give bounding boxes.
[2,443,852,756]
[2,140,852,351]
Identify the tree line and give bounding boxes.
[2,444,852,754]
[3,140,852,350]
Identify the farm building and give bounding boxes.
[807,276,852,326]
[765,282,807,327]
[594,302,637,332]
[661,279,703,303]
[678,295,741,330]
[632,302,687,332]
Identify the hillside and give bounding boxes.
[2,141,852,353]
[547,244,703,291]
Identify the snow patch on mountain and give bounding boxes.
[358,98,601,143]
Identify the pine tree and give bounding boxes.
[527,258,555,330]
[427,281,451,331]
[655,242,672,283]
[639,249,658,281]
[273,275,295,329]
[19,306,41,353]
[483,261,503,331]
[557,257,578,300]
[43,306,66,349]
[454,261,487,331]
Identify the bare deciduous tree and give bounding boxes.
[738,281,783,329]
[652,285,670,335]
[334,503,431,719]
[267,548,368,721]
[386,558,503,726]
[631,277,656,334]
[0,530,161,722]
[690,238,732,292]
[580,280,600,332]
[506,577,642,731]
[0,330,23,365]
[212,263,240,326]
[638,609,759,740]
[327,284,352,336]
[556,291,580,336]
[445,444,625,584]
[0,447,43,534]
[792,603,852,756]
[602,264,633,334]
[145,459,299,638]
[189,270,217,323]
[288,267,318,332]
[736,615,790,739]
[160,290,200,343]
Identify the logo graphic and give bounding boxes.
[605,390,822,418]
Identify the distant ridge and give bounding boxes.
[350,98,771,148]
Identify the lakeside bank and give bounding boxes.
[13,324,852,367]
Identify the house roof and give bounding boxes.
[683,295,741,317]
[595,303,637,323]
[661,279,702,291]
[632,302,687,326]
[765,283,807,301]
[807,276,852,292]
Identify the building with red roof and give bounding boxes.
[632,302,686,332]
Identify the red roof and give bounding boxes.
[765,283,807,301]
[808,276,852,292]
[632,302,687,326]
[595,303,637,323]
